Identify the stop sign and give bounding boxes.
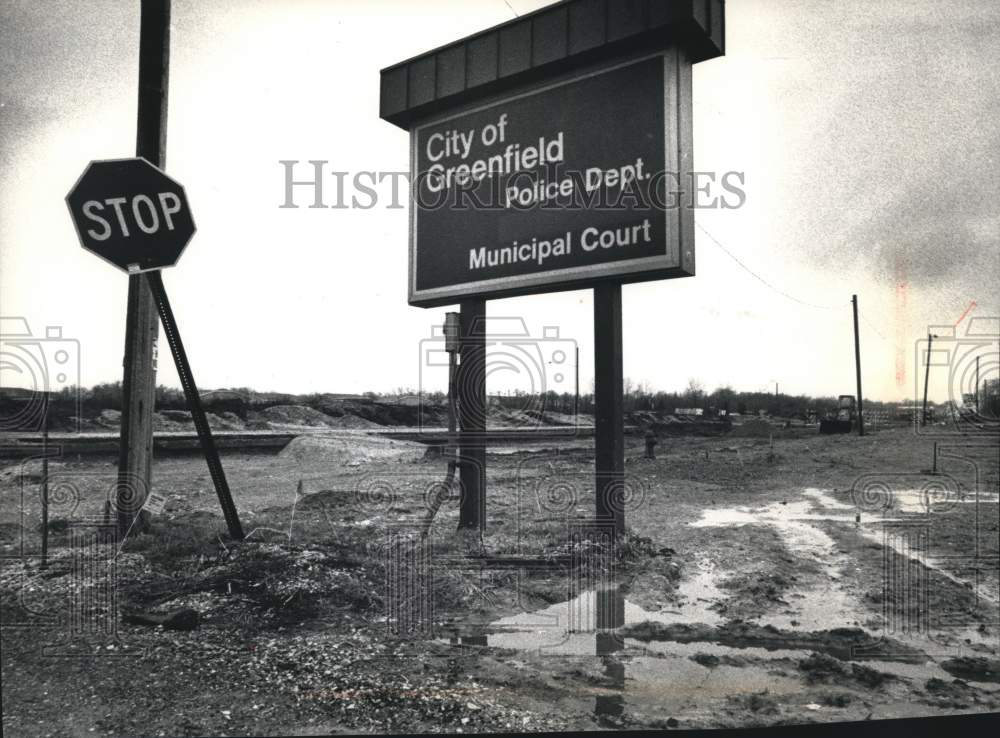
[66,158,196,273]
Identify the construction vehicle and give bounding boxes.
[819,395,856,434]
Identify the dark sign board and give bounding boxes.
[66,158,195,273]
[381,0,724,307]
[409,52,693,306]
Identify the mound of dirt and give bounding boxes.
[729,418,775,438]
[96,409,121,427]
[921,678,981,708]
[621,621,924,663]
[152,412,190,432]
[323,414,384,429]
[279,432,424,467]
[313,396,443,428]
[940,656,1000,683]
[798,652,848,683]
[690,652,748,668]
[262,405,340,428]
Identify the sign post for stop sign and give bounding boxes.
[66,158,195,273]
[66,157,245,541]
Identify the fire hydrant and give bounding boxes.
[644,429,658,459]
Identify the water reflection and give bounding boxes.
[594,585,625,719]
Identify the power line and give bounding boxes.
[858,310,908,353]
[859,311,888,341]
[695,221,844,310]
[502,0,519,18]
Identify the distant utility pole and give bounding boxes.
[117,0,170,535]
[851,295,865,436]
[922,332,936,426]
[975,355,980,413]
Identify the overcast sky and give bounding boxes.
[1,0,998,403]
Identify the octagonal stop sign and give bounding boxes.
[66,158,195,273]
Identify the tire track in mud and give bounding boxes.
[686,487,999,660]
[808,487,1000,611]
[689,490,870,631]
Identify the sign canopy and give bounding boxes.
[66,157,195,273]
[380,0,725,307]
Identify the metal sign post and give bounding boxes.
[444,311,461,444]
[594,284,625,535]
[146,272,244,540]
[41,392,50,568]
[458,300,486,533]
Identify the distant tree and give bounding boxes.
[87,382,123,410]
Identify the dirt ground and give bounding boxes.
[1,425,998,735]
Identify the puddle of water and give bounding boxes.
[446,586,811,718]
[803,487,854,510]
[482,565,724,655]
[632,637,809,662]
[883,488,1000,514]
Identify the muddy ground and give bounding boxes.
[1,426,998,735]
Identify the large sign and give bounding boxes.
[66,158,195,273]
[409,53,693,307]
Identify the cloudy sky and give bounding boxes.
[1,0,997,403]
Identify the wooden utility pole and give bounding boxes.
[594,284,624,535]
[852,295,865,436]
[921,333,935,426]
[458,299,486,533]
[117,0,170,535]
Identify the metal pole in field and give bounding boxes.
[116,0,170,536]
[575,345,580,420]
[41,393,49,569]
[445,312,460,444]
[852,295,865,436]
[146,271,244,540]
[458,299,486,533]
[594,284,624,535]
[922,333,934,426]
